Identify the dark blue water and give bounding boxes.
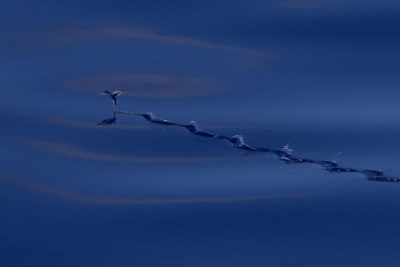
[2,1,400,266]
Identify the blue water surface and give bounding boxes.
[1,1,400,266]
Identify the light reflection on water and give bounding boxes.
[2,1,400,265]
[2,104,400,267]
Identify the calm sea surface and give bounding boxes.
[1,1,400,266]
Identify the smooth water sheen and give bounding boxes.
[1,1,400,266]
[2,108,400,267]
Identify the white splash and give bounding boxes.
[282,144,294,155]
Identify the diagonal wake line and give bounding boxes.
[98,99,399,183]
